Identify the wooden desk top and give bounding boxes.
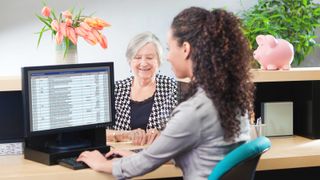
[0,141,182,180]
[258,135,320,171]
[0,76,20,91]
[111,136,320,171]
[0,155,112,180]
[0,154,181,180]
[178,67,320,83]
[0,136,320,179]
[251,67,320,82]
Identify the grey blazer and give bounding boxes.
[112,87,251,180]
[113,74,178,130]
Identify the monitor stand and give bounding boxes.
[46,133,92,153]
[24,128,110,165]
[24,145,110,165]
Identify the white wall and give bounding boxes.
[0,0,258,80]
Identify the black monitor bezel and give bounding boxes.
[22,62,115,137]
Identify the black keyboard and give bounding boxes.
[58,157,89,170]
[130,148,143,153]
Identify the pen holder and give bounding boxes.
[250,123,266,139]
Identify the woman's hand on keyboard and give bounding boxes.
[77,150,112,173]
[105,149,135,159]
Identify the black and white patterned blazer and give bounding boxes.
[113,74,178,131]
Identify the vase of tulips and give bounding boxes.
[55,40,78,64]
[37,5,110,64]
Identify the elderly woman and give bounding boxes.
[107,32,178,145]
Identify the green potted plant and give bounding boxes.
[239,0,320,66]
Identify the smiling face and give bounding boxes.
[166,29,192,79]
[130,43,159,81]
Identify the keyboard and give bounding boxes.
[130,148,143,153]
[58,157,89,170]
[59,153,122,170]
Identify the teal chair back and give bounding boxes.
[208,136,271,180]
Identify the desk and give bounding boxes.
[0,155,111,180]
[258,135,320,171]
[1,69,320,178]
[0,154,181,180]
[0,142,182,180]
[110,136,320,172]
[0,76,20,91]
[1,136,320,179]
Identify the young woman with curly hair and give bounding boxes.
[77,7,254,180]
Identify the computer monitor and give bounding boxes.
[22,62,115,152]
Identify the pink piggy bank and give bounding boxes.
[253,35,294,70]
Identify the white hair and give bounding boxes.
[125,31,163,65]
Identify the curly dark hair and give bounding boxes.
[171,7,255,141]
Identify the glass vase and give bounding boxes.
[55,41,78,64]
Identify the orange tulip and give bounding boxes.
[59,23,67,37]
[93,25,103,30]
[41,6,51,17]
[51,20,59,31]
[99,35,108,49]
[91,29,102,43]
[62,11,72,19]
[85,31,98,45]
[95,17,111,27]
[55,31,63,45]
[84,17,110,30]
[66,27,77,45]
[84,18,95,26]
[65,18,73,26]
[75,27,88,37]
[83,36,97,45]
[80,22,92,31]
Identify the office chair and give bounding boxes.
[208,136,271,180]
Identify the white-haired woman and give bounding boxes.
[107,32,178,145]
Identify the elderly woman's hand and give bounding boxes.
[130,128,160,145]
[130,128,147,146]
[146,128,160,144]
